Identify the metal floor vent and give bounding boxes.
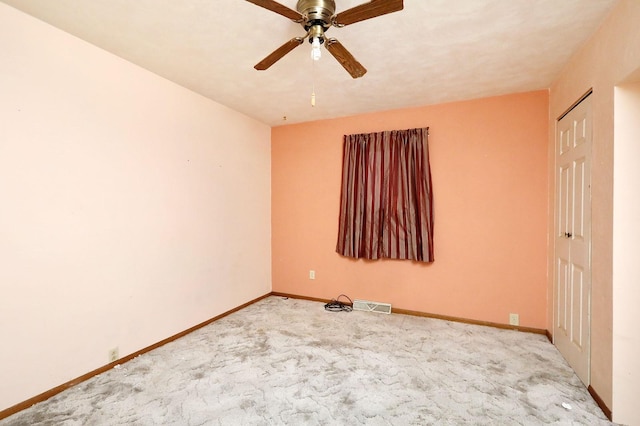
[352,299,392,314]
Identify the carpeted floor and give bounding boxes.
[1,296,612,425]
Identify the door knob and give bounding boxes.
[565,232,572,238]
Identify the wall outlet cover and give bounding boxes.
[108,347,119,362]
[509,313,520,326]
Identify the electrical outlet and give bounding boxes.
[108,347,119,363]
[309,270,315,280]
[509,313,519,326]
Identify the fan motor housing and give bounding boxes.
[297,0,335,28]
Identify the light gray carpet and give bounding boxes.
[1,296,612,425]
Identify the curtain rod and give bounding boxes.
[346,127,429,137]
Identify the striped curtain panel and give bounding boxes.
[336,127,434,262]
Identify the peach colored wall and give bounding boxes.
[0,4,271,412]
[547,1,640,418]
[272,91,549,328]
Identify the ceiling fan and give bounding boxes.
[245,0,404,78]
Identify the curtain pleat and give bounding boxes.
[336,127,434,262]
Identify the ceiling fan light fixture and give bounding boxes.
[310,37,322,60]
[247,0,404,78]
[308,24,325,61]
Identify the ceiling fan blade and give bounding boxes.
[333,0,403,26]
[254,37,305,70]
[325,39,367,79]
[245,0,303,21]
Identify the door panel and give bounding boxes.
[557,257,569,331]
[574,157,586,238]
[570,265,584,347]
[559,164,571,238]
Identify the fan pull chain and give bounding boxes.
[311,54,316,107]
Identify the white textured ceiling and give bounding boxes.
[1,0,618,126]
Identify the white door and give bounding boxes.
[554,95,592,385]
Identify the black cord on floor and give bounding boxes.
[324,294,353,312]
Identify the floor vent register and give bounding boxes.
[352,299,392,314]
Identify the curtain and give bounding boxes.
[336,127,434,262]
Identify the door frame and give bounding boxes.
[552,89,593,385]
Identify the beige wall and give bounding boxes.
[0,4,271,411]
[612,80,640,424]
[272,91,549,328]
[548,0,640,421]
